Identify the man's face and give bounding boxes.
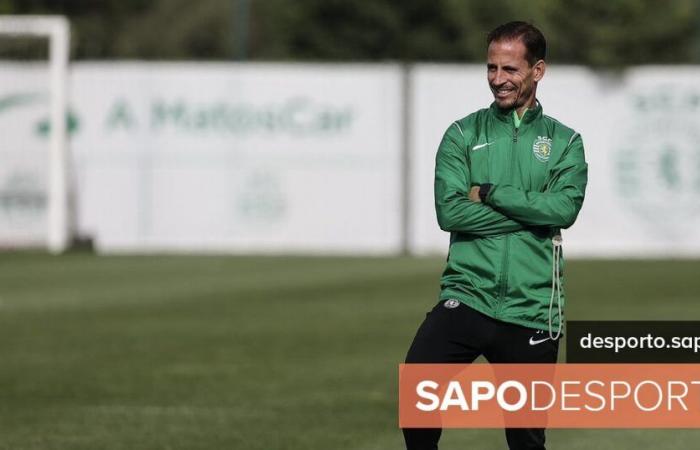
[487,39,544,111]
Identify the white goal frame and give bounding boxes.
[0,15,70,253]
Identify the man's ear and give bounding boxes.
[533,59,546,82]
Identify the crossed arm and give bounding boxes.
[434,123,525,236]
[435,124,588,236]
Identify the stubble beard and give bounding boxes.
[492,83,533,111]
[492,87,519,110]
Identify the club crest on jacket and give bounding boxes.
[532,136,553,162]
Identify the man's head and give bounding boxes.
[486,21,546,113]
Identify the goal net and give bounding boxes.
[0,15,70,253]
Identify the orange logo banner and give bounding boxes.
[399,364,700,428]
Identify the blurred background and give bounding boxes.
[1,1,700,449]
[2,0,700,64]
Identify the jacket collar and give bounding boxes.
[489,100,543,126]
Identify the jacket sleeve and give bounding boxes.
[485,133,588,229]
[435,123,525,236]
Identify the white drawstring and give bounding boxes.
[548,233,563,340]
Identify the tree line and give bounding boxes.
[1,0,699,67]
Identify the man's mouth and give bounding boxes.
[492,86,515,99]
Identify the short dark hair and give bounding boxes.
[487,21,546,66]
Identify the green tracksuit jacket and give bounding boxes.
[435,101,587,331]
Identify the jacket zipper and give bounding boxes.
[496,125,519,316]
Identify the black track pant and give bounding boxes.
[402,300,560,450]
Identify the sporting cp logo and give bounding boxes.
[614,87,700,238]
[532,136,553,162]
[443,299,460,309]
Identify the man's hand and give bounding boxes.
[469,186,482,203]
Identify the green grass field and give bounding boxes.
[1,252,700,449]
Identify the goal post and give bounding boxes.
[0,15,70,253]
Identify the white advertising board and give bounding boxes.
[0,64,49,248]
[2,62,699,257]
[68,63,403,254]
[409,65,700,258]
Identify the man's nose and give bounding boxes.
[492,69,506,86]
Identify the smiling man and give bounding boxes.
[402,22,588,450]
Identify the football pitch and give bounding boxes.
[1,252,699,449]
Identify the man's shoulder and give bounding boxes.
[449,107,491,137]
[541,113,580,141]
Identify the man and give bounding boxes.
[402,21,587,450]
